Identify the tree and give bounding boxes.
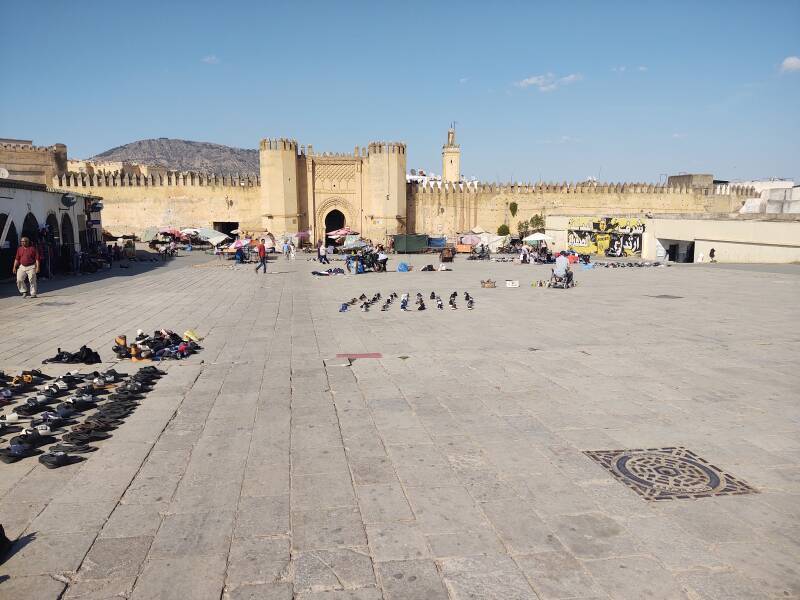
[529,213,545,232]
[509,201,518,217]
[517,220,531,239]
[497,224,510,236]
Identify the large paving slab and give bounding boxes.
[1,252,799,598]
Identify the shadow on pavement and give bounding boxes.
[0,532,36,566]
[0,249,185,298]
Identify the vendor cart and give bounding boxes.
[439,247,456,263]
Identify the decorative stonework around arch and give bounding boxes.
[315,197,357,237]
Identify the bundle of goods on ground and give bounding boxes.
[340,291,475,312]
[311,267,346,276]
[0,367,166,468]
[112,329,202,361]
[41,345,102,365]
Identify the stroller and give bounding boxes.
[549,269,575,289]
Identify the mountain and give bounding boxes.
[89,138,259,175]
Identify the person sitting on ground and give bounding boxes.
[12,236,40,299]
[377,245,389,272]
[552,250,573,286]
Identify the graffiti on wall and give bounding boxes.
[567,217,645,256]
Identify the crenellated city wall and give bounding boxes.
[52,172,262,235]
[51,164,757,239]
[0,141,67,185]
[407,181,755,238]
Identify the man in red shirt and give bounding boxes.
[255,238,268,274]
[12,236,40,298]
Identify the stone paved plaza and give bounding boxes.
[0,252,798,599]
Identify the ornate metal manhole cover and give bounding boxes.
[584,447,757,501]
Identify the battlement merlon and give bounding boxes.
[259,138,299,152]
[408,180,756,197]
[53,172,260,188]
[0,142,66,154]
[367,142,407,155]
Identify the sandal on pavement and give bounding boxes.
[0,443,42,463]
[49,442,97,454]
[10,428,56,448]
[63,431,111,444]
[39,451,85,469]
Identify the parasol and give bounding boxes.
[523,232,554,244]
[327,227,359,238]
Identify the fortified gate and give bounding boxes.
[259,139,407,244]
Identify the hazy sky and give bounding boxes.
[2,0,798,183]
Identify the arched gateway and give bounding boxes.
[324,209,345,245]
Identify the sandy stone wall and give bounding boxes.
[53,174,262,235]
[408,183,752,239]
[0,142,67,185]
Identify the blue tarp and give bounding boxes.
[428,237,446,248]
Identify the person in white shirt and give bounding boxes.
[377,246,388,271]
[552,251,573,286]
[318,242,329,264]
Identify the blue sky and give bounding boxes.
[2,0,798,183]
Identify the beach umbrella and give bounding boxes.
[140,226,159,242]
[181,228,231,246]
[327,227,358,237]
[523,232,554,243]
[460,234,481,245]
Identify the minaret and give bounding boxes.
[441,123,461,184]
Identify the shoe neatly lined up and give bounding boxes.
[340,291,476,313]
[0,366,166,468]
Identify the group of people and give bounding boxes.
[519,244,552,264]
[282,240,297,260]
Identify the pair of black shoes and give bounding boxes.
[39,451,85,469]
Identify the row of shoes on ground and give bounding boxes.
[340,291,474,312]
[0,369,53,399]
[0,366,165,468]
[531,280,579,288]
[112,329,202,361]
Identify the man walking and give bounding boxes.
[255,238,268,274]
[13,236,40,298]
[318,242,330,264]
